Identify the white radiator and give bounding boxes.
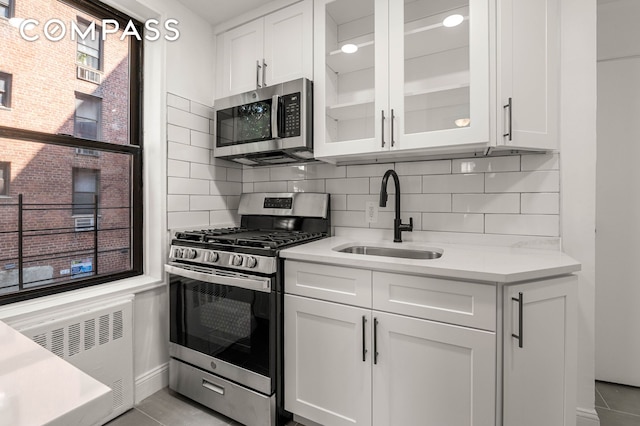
[7,295,134,425]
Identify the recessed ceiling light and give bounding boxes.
[443,14,464,28]
[455,118,471,127]
[341,43,358,54]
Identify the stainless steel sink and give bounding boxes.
[337,245,443,259]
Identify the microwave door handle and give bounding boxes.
[271,95,280,138]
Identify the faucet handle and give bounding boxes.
[400,217,413,232]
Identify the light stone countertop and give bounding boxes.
[0,320,112,426]
[280,236,581,283]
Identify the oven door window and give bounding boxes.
[170,276,274,377]
[217,100,273,147]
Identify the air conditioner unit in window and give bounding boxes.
[77,66,102,84]
[75,216,95,232]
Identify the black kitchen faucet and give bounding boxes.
[379,169,413,242]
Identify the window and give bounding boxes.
[0,0,13,19]
[73,168,99,215]
[75,93,102,140]
[0,162,9,196]
[76,19,102,70]
[0,72,11,108]
[0,0,142,304]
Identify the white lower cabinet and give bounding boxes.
[284,261,576,426]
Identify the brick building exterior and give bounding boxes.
[0,0,133,292]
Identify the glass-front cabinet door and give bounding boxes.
[389,0,489,152]
[314,0,490,160]
[314,0,388,158]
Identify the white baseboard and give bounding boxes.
[577,407,600,426]
[135,362,169,404]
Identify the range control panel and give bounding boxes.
[263,197,293,209]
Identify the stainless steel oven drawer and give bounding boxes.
[169,358,276,426]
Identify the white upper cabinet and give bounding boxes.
[217,0,313,99]
[314,0,490,160]
[497,0,560,150]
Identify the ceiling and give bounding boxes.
[176,0,273,26]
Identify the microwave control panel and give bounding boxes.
[282,92,301,138]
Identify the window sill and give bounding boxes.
[0,274,165,321]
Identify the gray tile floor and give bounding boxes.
[105,387,300,426]
[596,381,640,426]
[108,381,640,426]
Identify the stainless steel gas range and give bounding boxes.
[165,192,330,426]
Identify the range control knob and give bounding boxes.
[245,256,258,268]
[205,251,219,263]
[184,249,198,259]
[173,248,183,258]
[231,254,244,266]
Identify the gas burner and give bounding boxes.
[235,231,325,249]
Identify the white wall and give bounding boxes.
[595,0,640,386]
[560,0,598,424]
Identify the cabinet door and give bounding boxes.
[503,276,577,426]
[498,0,560,150]
[372,311,495,426]
[263,0,313,87]
[388,0,490,152]
[284,295,372,426]
[313,0,389,159]
[219,19,264,98]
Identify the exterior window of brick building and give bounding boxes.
[75,93,102,140]
[0,72,11,108]
[0,0,13,19]
[0,162,9,196]
[0,0,142,304]
[76,18,102,70]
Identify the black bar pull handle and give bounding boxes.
[503,97,513,141]
[381,110,386,148]
[362,316,367,362]
[373,317,379,364]
[512,291,523,348]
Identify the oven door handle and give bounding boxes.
[164,264,271,293]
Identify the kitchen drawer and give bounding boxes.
[285,260,372,308]
[373,272,496,331]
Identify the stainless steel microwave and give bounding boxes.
[213,78,313,166]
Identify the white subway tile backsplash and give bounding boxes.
[485,214,559,236]
[226,168,242,182]
[191,163,226,181]
[401,194,451,213]
[269,165,306,181]
[485,171,559,193]
[521,193,560,214]
[370,176,422,194]
[396,160,451,175]
[452,194,520,214]
[347,164,394,178]
[421,213,484,233]
[168,107,210,133]
[168,177,210,195]
[422,174,484,193]
[243,167,271,183]
[190,101,214,119]
[210,181,243,196]
[210,210,239,226]
[243,182,254,193]
[452,156,520,173]
[167,93,190,111]
[226,195,241,210]
[190,195,227,211]
[168,142,211,165]
[332,210,369,228]
[288,179,325,193]
[327,178,370,194]
[168,211,210,229]
[167,124,190,145]
[167,195,189,212]
[254,181,288,192]
[347,194,393,212]
[331,194,347,211]
[190,130,213,149]
[167,159,190,178]
[303,163,347,179]
[521,153,559,171]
